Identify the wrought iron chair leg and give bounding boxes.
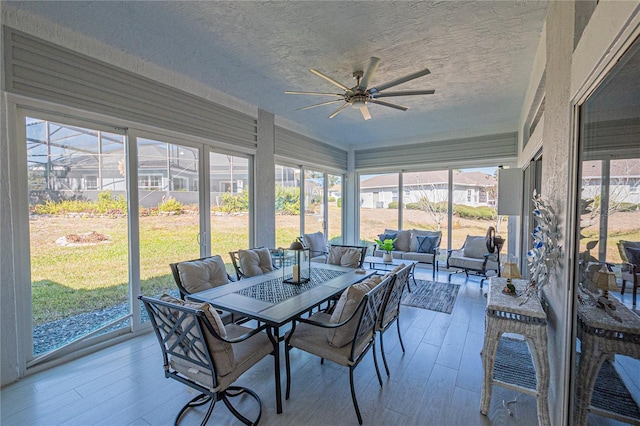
[349,366,363,425]
[379,332,390,377]
[396,317,406,353]
[222,386,262,426]
[174,393,213,426]
[199,396,216,426]
[372,340,383,386]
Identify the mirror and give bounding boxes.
[573,34,640,424]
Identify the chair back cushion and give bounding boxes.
[158,294,235,377]
[410,229,441,252]
[463,235,487,259]
[327,282,370,347]
[384,229,411,252]
[303,232,328,254]
[238,247,274,277]
[625,247,640,266]
[176,255,229,294]
[620,241,640,263]
[327,246,362,268]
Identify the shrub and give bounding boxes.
[275,185,300,215]
[453,204,496,220]
[219,191,249,213]
[157,197,183,214]
[328,196,336,202]
[405,202,421,210]
[95,190,127,214]
[388,201,399,209]
[337,197,342,207]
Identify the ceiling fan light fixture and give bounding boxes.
[287,57,434,120]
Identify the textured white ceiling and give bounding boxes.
[4,1,549,148]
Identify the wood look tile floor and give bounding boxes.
[1,268,632,425]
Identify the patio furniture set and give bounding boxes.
[142,241,414,425]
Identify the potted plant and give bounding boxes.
[374,238,397,263]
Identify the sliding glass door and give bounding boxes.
[137,138,202,298]
[26,116,130,358]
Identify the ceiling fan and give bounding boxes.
[285,57,434,120]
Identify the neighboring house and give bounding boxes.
[581,158,640,205]
[27,120,249,208]
[360,170,497,209]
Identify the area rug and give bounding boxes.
[495,337,640,421]
[401,280,460,314]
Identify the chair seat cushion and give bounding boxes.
[171,323,272,392]
[238,247,274,277]
[176,255,229,294]
[448,255,499,272]
[327,282,370,347]
[159,294,234,377]
[288,312,371,366]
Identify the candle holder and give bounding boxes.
[282,246,311,285]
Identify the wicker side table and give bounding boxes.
[480,278,550,426]
[574,291,640,425]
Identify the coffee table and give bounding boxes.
[363,256,418,290]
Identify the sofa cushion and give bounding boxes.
[417,235,439,254]
[238,248,274,277]
[401,252,435,263]
[463,236,488,259]
[385,229,411,252]
[327,282,370,347]
[176,255,229,294]
[410,229,441,252]
[373,249,404,258]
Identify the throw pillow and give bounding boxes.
[177,255,229,294]
[327,282,370,347]
[410,229,441,252]
[625,247,640,266]
[416,235,439,254]
[238,248,274,277]
[158,294,234,376]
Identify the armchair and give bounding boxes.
[618,240,640,305]
[299,231,329,263]
[284,276,390,424]
[139,294,274,425]
[446,235,502,287]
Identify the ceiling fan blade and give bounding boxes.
[369,99,408,111]
[329,102,352,119]
[297,99,344,111]
[310,69,351,92]
[285,90,345,98]
[370,68,431,93]
[360,104,372,120]
[357,57,381,92]
[373,89,435,98]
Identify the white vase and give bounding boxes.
[383,252,393,263]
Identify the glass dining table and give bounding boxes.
[188,263,375,414]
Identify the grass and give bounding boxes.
[29,207,640,326]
